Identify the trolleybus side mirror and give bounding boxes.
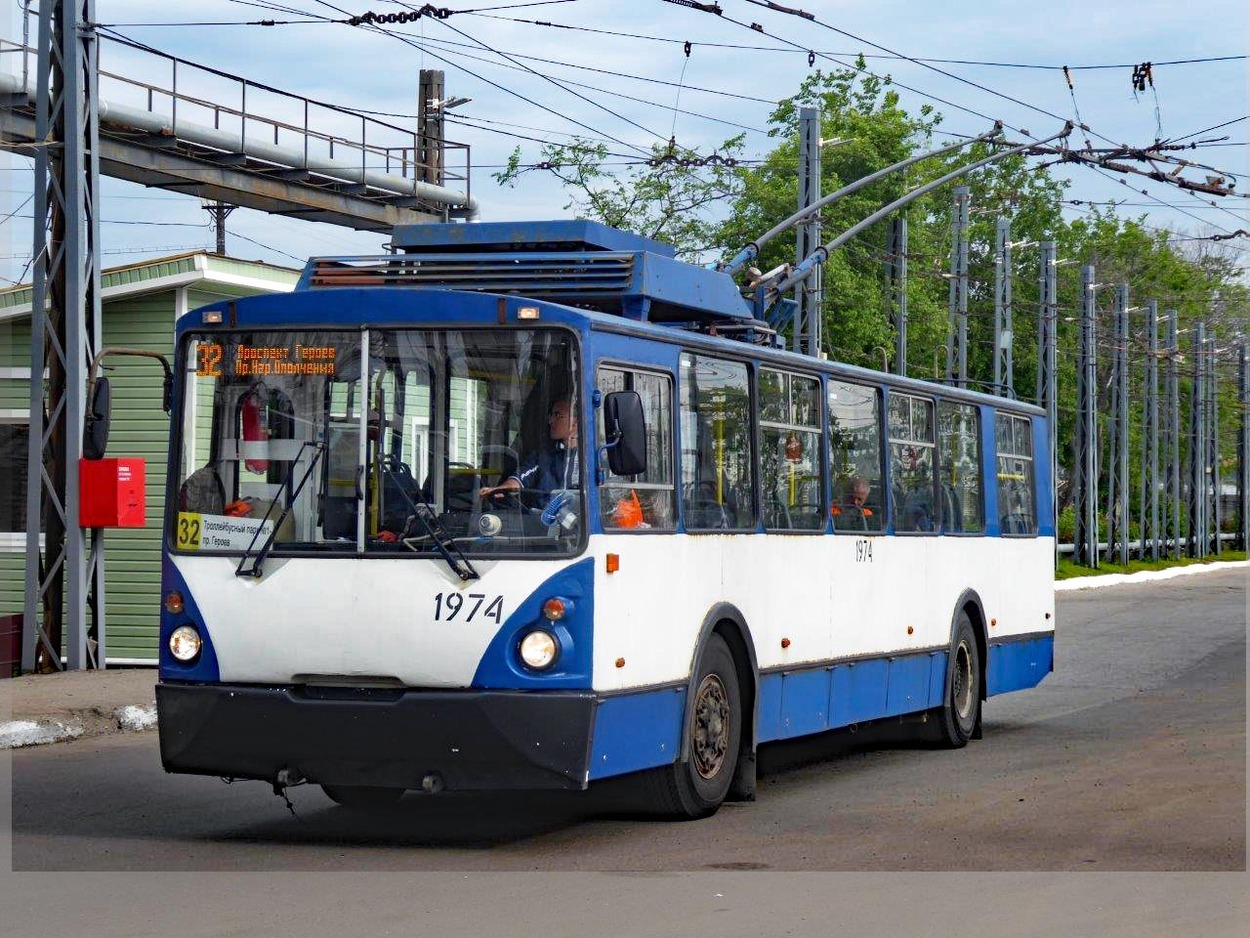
[83,376,111,460]
[603,390,647,478]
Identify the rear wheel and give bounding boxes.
[938,611,981,748]
[643,634,741,819]
[321,785,405,809]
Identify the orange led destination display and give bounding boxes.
[196,342,338,378]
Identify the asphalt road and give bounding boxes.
[4,568,1246,934]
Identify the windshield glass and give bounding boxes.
[172,327,582,559]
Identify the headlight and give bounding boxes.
[519,629,559,670]
[168,625,202,662]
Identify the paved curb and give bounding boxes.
[0,703,157,750]
[1054,559,1248,591]
[3,561,1243,751]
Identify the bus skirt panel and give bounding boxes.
[156,682,598,791]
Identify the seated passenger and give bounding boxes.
[831,476,874,528]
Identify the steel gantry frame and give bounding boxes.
[22,0,101,672]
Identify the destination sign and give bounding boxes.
[196,342,338,378]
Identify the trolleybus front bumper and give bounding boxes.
[156,681,597,791]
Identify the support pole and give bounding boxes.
[794,107,822,358]
[947,187,970,386]
[1209,333,1221,555]
[23,0,103,672]
[888,216,907,375]
[1037,241,1057,561]
[993,216,1013,395]
[1190,321,1207,557]
[1145,300,1159,560]
[1239,340,1249,552]
[1075,265,1099,567]
[417,69,445,188]
[1166,309,1181,558]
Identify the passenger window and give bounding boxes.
[938,401,983,533]
[996,413,1037,535]
[828,380,884,533]
[888,393,937,533]
[758,369,823,530]
[680,354,756,530]
[597,367,675,531]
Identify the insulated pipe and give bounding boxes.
[769,122,1073,298]
[721,121,1003,277]
[0,71,479,218]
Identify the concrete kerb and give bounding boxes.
[1,559,1244,751]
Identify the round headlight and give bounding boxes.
[168,625,202,662]
[519,629,559,670]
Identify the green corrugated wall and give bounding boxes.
[0,270,297,662]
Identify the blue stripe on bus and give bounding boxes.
[588,686,685,780]
[758,651,949,744]
[471,557,595,690]
[987,634,1054,695]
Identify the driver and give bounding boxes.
[479,398,579,505]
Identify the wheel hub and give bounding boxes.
[692,673,730,779]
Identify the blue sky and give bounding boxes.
[2,0,1247,283]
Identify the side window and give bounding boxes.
[996,413,1037,536]
[888,393,937,533]
[938,401,983,533]
[828,380,884,533]
[597,366,675,531]
[758,369,823,530]
[680,354,756,530]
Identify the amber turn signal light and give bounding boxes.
[164,591,184,615]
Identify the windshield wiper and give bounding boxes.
[236,441,326,578]
[385,467,479,580]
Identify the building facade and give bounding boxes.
[0,253,299,665]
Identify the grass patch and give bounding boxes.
[1056,550,1247,580]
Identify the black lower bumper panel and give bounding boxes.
[156,682,597,791]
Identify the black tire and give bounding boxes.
[642,634,741,819]
[321,785,405,809]
[938,610,981,748]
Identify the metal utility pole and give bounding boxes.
[1165,309,1181,558]
[1190,321,1207,557]
[793,107,822,358]
[1037,242,1058,558]
[1239,340,1249,551]
[23,0,102,672]
[1143,300,1160,560]
[887,216,907,375]
[1074,265,1100,567]
[202,200,237,254]
[1208,333,1221,555]
[992,216,1013,395]
[946,186,970,386]
[1106,284,1130,566]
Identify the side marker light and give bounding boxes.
[606,553,619,573]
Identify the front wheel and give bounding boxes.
[643,634,741,819]
[321,785,405,809]
[937,610,981,748]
